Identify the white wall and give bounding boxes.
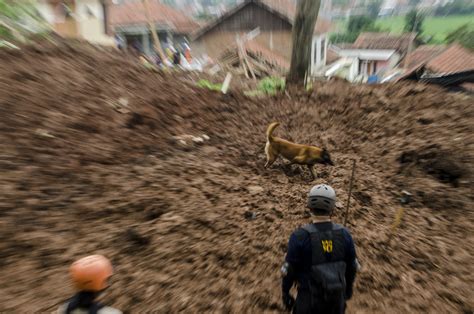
[75,0,114,45]
[311,34,328,75]
[36,2,56,24]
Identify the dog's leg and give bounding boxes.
[264,142,277,168]
[307,165,316,181]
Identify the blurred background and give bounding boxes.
[0,0,473,313]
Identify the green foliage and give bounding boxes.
[0,26,11,39]
[197,79,222,92]
[332,0,351,7]
[244,77,286,98]
[330,32,359,44]
[434,1,474,16]
[331,15,380,44]
[404,10,424,34]
[445,24,474,50]
[243,90,265,97]
[0,0,17,18]
[258,77,285,95]
[408,0,421,6]
[367,0,383,18]
[0,0,48,41]
[375,15,474,43]
[347,15,379,33]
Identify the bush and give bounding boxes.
[330,15,381,44]
[445,24,474,50]
[258,77,285,95]
[330,32,359,44]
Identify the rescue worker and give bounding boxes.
[58,255,122,314]
[281,184,358,313]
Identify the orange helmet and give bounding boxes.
[70,255,113,292]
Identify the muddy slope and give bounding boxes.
[0,41,473,313]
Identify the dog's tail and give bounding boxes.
[266,122,280,142]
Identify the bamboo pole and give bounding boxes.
[142,0,167,65]
[344,159,356,226]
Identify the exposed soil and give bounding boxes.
[0,40,473,313]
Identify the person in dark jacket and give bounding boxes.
[281,184,358,314]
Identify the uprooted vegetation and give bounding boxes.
[0,41,473,313]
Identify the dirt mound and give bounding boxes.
[0,41,473,313]
[399,144,467,186]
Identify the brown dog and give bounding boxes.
[264,122,334,180]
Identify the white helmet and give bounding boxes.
[307,184,336,213]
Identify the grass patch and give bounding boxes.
[244,77,286,97]
[376,15,474,42]
[333,15,474,43]
[258,77,285,95]
[197,79,222,92]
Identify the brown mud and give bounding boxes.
[0,41,473,313]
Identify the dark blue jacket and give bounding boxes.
[282,222,357,299]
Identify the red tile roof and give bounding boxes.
[108,0,199,34]
[404,45,446,69]
[353,32,416,55]
[425,44,474,74]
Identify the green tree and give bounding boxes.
[330,32,359,44]
[330,15,380,44]
[434,1,474,16]
[0,0,47,41]
[367,0,382,18]
[445,24,474,50]
[333,0,351,7]
[404,10,424,34]
[347,15,378,33]
[408,0,421,7]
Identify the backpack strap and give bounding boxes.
[301,223,346,265]
[302,224,318,234]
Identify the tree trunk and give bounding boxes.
[142,0,167,64]
[287,0,321,86]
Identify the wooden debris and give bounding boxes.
[221,72,232,94]
[218,43,288,78]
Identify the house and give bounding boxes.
[352,32,416,60]
[328,46,401,81]
[191,0,333,75]
[324,32,416,82]
[108,1,199,55]
[400,44,474,88]
[36,0,114,45]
